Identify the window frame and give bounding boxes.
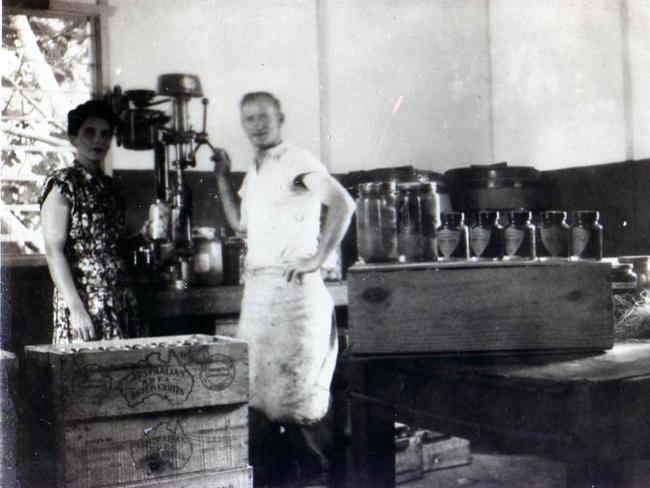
[2,1,109,262]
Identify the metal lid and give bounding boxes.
[377,181,397,193]
[358,182,379,194]
[397,181,421,191]
[157,74,203,98]
[444,163,541,189]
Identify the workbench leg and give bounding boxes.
[339,394,395,488]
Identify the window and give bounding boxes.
[2,9,101,255]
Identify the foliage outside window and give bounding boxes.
[2,12,99,255]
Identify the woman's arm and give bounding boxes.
[212,148,246,234]
[41,188,96,341]
[283,172,355,283]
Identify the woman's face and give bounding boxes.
[70,116,113,167]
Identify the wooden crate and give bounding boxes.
[348,261,613,354]
[24,335,250,488]
[118,466,253,487]
[25,334,248,421]
[395,428,423,485]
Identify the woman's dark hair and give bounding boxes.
[67,100,118,137]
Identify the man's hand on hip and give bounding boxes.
[283,256,321,285]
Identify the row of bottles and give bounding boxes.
[436,209,602,261]
[355,180,603,263]
[133,227,247,286]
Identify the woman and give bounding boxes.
[40,100,140,344]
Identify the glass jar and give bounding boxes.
[436,212,469,261]
[570,210,603,260]
[192,227,223,285]
[398,182,425,262]
[503,210,535,260]
[419,182,439,261]
[133,244,154,280]
[470,210,502,260]
[538,210,570,259]
[356,181,398,263]
[223,237,247,285]
[618,256,650,298]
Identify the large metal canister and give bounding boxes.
[444,163,543,214]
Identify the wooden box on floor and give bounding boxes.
[24,335,251,488]
[420,432,471,472]
[348,261,614,355]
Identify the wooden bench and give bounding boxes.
[342,342,650,487]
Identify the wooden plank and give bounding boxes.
[57,405,248,488]
[26,335,249,421]
[116,466,253,488]
[401,342,650,384]
[348,261,613,354]
[136,281,348,320]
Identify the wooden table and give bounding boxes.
[135,281,348,319]
[342,342,650,488]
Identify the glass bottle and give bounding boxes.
[470,210,502,260]
[503,210,535,260]
[192,227,223,285]
[538,210,570,259]
[570,210,603,260]
[398,182,424,262]
[223,237,246,285]
[418,182,438,261]
[618,256,650,298]
[436,212,469,261]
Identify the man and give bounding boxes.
[212,92,355,486]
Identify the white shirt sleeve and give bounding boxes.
[286,148,329,184]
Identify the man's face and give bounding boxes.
[240,99,283,150]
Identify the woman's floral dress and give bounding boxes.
[40,161,140,344]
